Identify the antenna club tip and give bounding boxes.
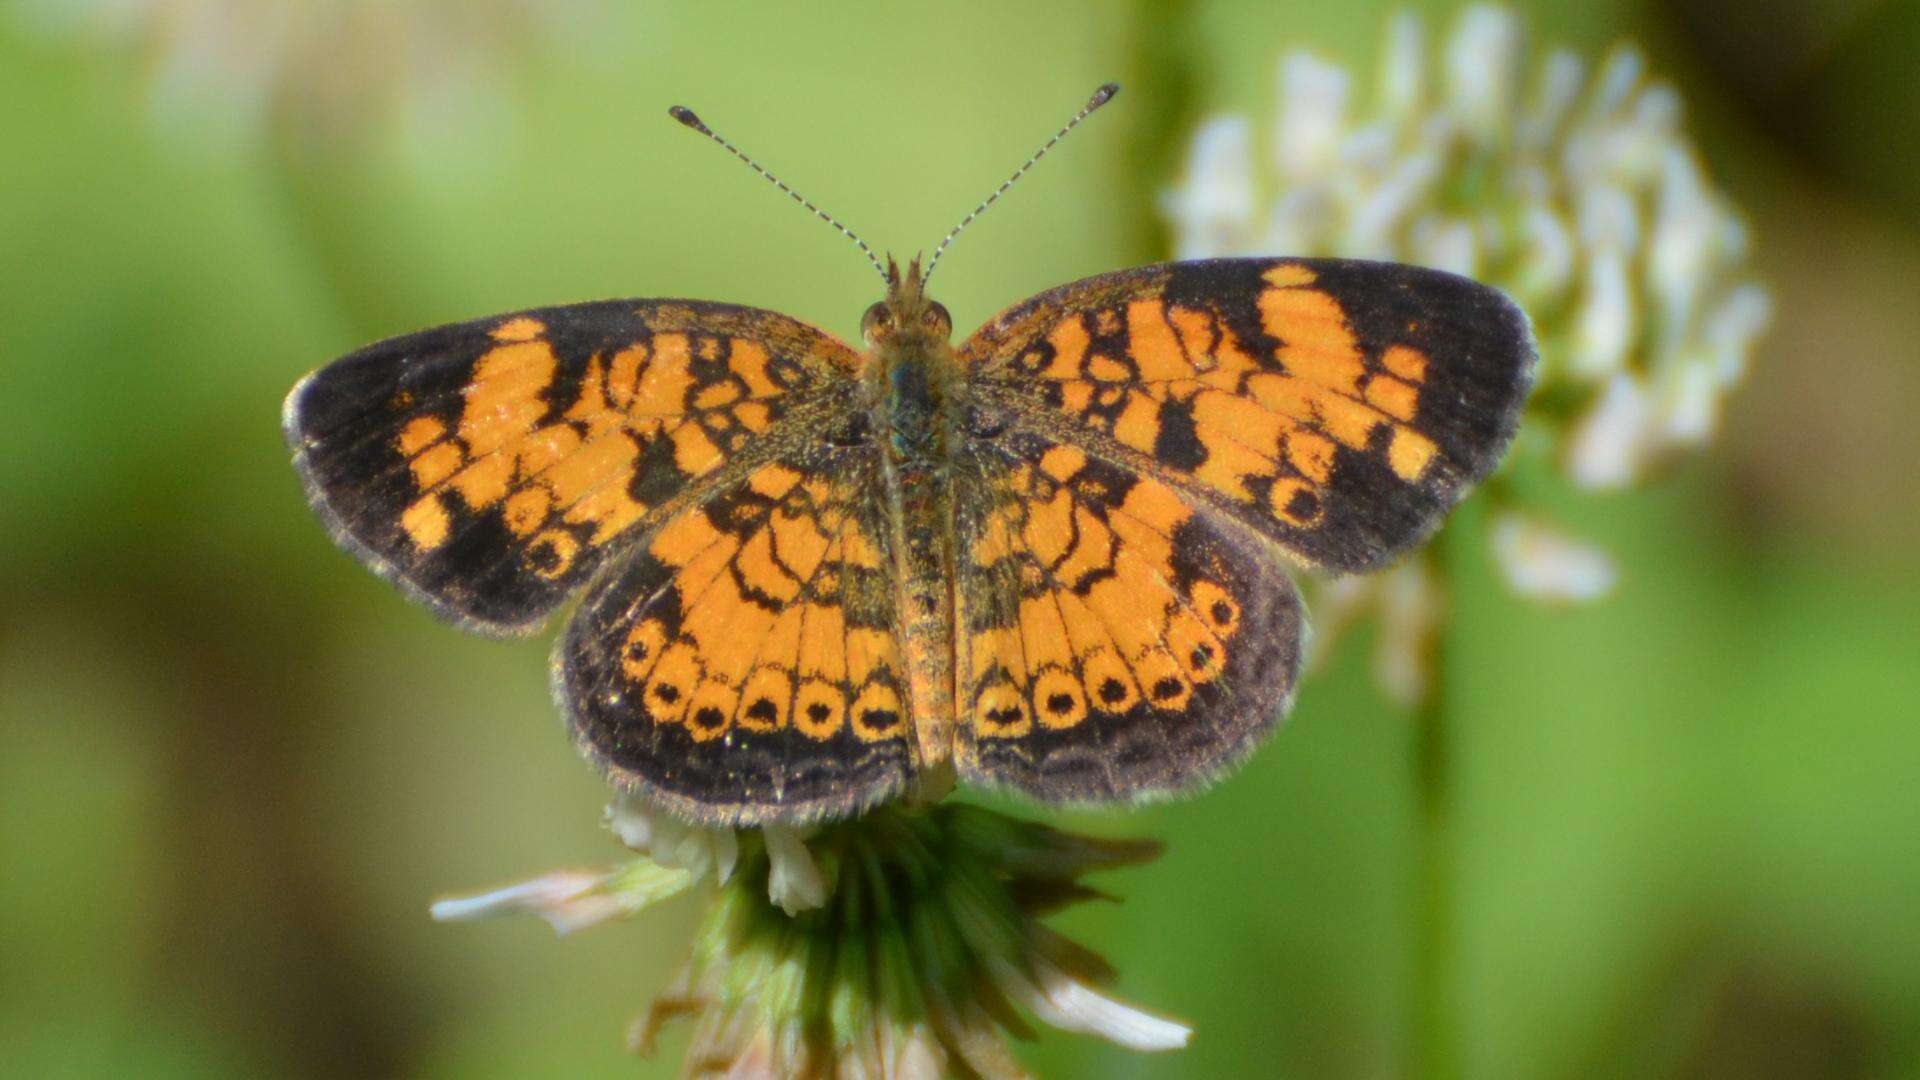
[668,105,710,134]
[1090,82,1120,107]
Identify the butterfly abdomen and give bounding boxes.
[869,339,964,783]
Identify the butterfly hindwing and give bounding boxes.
[960,258,1536,573]
[284,300,858,636]
[948,425,1305,803]
[558,442,912,826]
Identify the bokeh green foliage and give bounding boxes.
[2,1,1918,1077]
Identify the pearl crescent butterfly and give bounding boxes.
[284,86,1535,826]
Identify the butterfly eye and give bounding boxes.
[861,302,892,337]
[923,301,952,336]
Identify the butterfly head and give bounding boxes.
[862,254,952,347]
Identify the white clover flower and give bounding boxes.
[1163,4,1769,696]
[1489,511,1619,603]
[438,801,1182,1076]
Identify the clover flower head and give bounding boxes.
[436,798,1187,1077]
[1164,4,1771,696]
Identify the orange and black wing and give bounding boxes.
[283,300,859,636]
[949,257,1533,800]
[948,427,1304,803]
[557,442,913,827]
[959,258,1535,573]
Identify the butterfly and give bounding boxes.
[284,85,1535,826]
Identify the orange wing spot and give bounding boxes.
[1018,595,1077,672]
[539,430,627,505]
[1133,650,1192,711]
[502,487,551,536]
[1165,607,1228,685]
[1046,316,1090,378]
[631,335,695,416]
[1262,263,1318,288]
[1283,430,1338,485]
[1365,375,1420,422]
[1031,667,1088,730]
[1077,642,1141,714]
[1086,354,1130,381]
[605,341,649,410]
[850,682,905,742]
[1022,489,1075,567]
[491,316,546,342]
[973,508,1017,565]
[748,464,803,500]
[794,679,845,740]
[844,628,895,685]
[769,506,832,582]
[643,646,698,726]
[1269,477,1324,526]
[397,416,446,456]
[620,618,669,682]
[680,580,777,671]
[449,452,514,509]
[1168,305,1217,371]
[563,480,648,544]
[670,423,723,475]
[1388,427,1439,481]
[692,381,742,409]
[695,337,724,362]
[1189,579,1242,637]
[526,529,579,579]
[736,664,792,732]
[795,598,847,684]
[1038,445,1086,481]
[1261,286,1363,394]
[735,402,773,433]
[1055,504,1115,586]
[401,495,451,550]
[684,679,740,742]
[1094,309,1123,336]
[1382,343,1429,382]
[460,341,556,456]
[409,440,464,490]
[650,507,725,568]
[840,521,883,569]
[974,682,1031,737]
[1111,392,1162,453]
[728,339,781,398]
[1126,299,1197,381]
[735,528,800,603]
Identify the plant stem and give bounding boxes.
[1413,533,1458,1080]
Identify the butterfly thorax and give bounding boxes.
[860,258,962,791]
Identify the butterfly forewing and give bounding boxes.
[959,257,1536,573]
[283,300,859,636]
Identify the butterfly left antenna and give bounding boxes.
[670,105,889,284]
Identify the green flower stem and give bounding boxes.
[1413,529,1459,1080]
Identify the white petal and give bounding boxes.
[1444,5,1524,144]
[1570,247,1635,380]
[990,956,1191,1052]
[1490,514,1618,603]
[1654,362,1722,446]
[1511,203,1576,303]
[1647,147,1715,345]
[1274,52,1350,181]
[1703,283,1772,384]
[430,870,624,935]
[1163,117,1257,260]
[762,826,826,915]
[1518,49,1584,150]
[1379,12,1426,121]
[1564,372,1657,488]
[1410,215,1478,276]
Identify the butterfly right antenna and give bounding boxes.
[921,82,1120,286]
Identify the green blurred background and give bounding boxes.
[3,1,1918,1076]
